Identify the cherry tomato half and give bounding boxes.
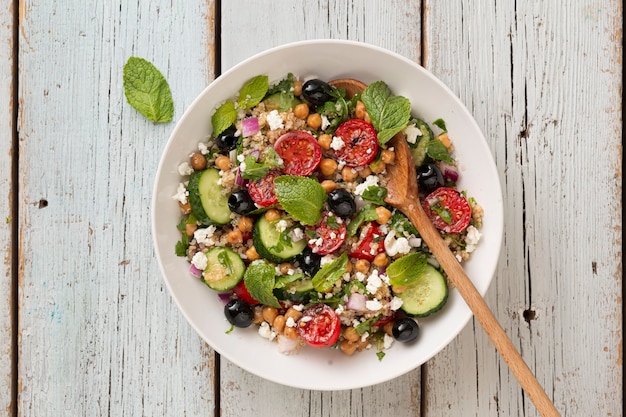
[422,187,472,233]
[247,170,280,207]
[232,280,259,305]
[349,222,385,261]
[306,212,347,255]
[274,131,322,176]
[333,119,379,167]
[296,303,341,348]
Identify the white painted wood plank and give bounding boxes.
[17,1,218,415]
[219,2,423,416]
[423,1,622,416]
[0,1,15,415]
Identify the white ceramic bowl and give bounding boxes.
[152,39,503,391]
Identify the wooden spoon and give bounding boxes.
[329,78,560,417]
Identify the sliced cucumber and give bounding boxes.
[202,247,245,291]
[188,168,231,225]
[409,118,433,167]
[396,264,448,317]
[263,92,302,112]
[252,216,307,263]
[274,278,313,303]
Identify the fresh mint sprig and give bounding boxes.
[361,81,411,144]
[123,57,174,123]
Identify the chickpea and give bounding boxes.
[215,155,232,171]
[381,149,395,164]
[306,113,322,130]
[179,201,192,215]
[356,337,370,351]
[190,152,207,171]
[320,180,337,193]
[340,340,357,355]
[245,246,260,261]
[273,315,286,334]
[370,160,386,174]
[317,134,332,150]
[284,326,299,340]
[319,158,338,176]
[341,166,358,182]
[262,306,279,325]
[345,261,353,273]
[227,229,243,245]
[375,206,392,225]
[294,103,310,120]
[264,209,281,222]
[343,326,360,342]
[185,223,197,237]
[237,216,253,233]
[293,80,303,96]
[358,166,372,178]
[355,101,367,120]
[355,259,370,274]
[284,307,303,322]
[253,306,264,324]
[278,262,292,275]
[373,252,389,267]
[437,133,452,150]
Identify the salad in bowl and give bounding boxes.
[152,39,503,390]
[171,73,483,358]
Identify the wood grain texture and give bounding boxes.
[422,1,622,416]
[17,1,217,415]
[1,1,15,415]
[219,2,423,416]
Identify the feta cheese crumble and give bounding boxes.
[194,226,216,246]
[178,162,194,176]
[191,251,208,270]
[354,175,380,196]
[330,136,345,151]
[172,183,189,204]
[403,123,422,144]
[266,110,284,130]
[384,231,412,257]
[464,225,482,253]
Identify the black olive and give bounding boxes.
[392,318,420,343]
[416,163,444,193]
[228,189,256,215]
[215,125,238,152]
[327,188,356,218]
[301,79,333,107]
[224,298,254,328]
[298,247,322,276]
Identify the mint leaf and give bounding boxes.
[389,212,419,237]
[274,175,325,226]
[426,139,453,163]
[312,253,348,292]
[243,260,281,308]
[212,101,237,137]
[267,73,295,95]
[361,81,411,144]
[123,57,174,123]
[361,185,388,206]
[347,205,379,236]
[433,118,448,133]
[386,252,428,286]
[238,75,269,110]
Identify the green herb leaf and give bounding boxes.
[377,351,386,361]
[389,212,419,237]
[325,215,341,229]
[225,324,235,334]
[361,81,411,144]
[212,101,237,137]
[237,75,269,110]
[274,175,326,226]
[312,253,348,292]
[427,139,453,163]
[240,155,276,181]
[243,260,281,308]
[361,186,388,206]
[433,118,448,133]
[347,205,379,236]
[355,317,375,335]
[267,73,295,95]
[274,273,305,289]
[431,203,453,224]
[386,252,429,286]
[174,237,188,257]
[123,57,174,123]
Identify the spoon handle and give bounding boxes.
[405,205,561,417]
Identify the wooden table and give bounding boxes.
[1,1,622,416]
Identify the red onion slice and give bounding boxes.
[242,117,259,137]
[346,293,367,312]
